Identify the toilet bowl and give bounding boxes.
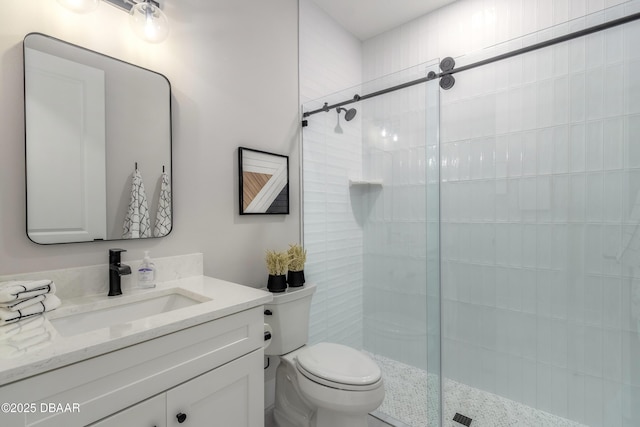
[274,343,384,427]
[264,284,385,427]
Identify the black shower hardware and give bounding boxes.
[334,106,357,133]
[336,107,357,121]
[301,10,640,126]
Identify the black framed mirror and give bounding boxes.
[23,33,172,244]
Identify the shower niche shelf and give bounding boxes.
[348,179,383,187]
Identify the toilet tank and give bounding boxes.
[264,283,316,356]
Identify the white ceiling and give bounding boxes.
[310,0,457,40]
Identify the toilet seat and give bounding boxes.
[295,343,382,391]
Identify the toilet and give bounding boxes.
[264,283,385,427]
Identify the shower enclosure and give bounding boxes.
[301,4,640,426]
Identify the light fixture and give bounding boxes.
[128,0,170,44]
[57,0,170,44]
[57,0,100,14]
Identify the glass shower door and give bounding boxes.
[438,4,640,426]
[301,60,442,427]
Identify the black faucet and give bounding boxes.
[109,249,131,296]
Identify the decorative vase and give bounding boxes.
[267,274,287,293]
[287,270,305,287]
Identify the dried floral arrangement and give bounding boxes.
[265,250,289,276]
[287,244,307,272]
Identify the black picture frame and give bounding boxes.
[238,147,289,215]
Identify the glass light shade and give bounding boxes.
[57,0,100,14]
[129,1,170,43]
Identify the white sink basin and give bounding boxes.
[50,290,208,336]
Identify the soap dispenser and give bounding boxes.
[137,251,156,288]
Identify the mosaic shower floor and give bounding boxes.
[366,353,588,427]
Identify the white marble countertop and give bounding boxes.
[0,276,272,387]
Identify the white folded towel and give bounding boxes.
[0,280,56,303]
[0,294,61,326]
[0,294,46,311]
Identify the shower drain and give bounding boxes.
[453,412,473,426]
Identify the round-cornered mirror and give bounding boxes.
[24,33,172,244]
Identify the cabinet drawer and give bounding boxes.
[0,307,263,427]
[89,394,166,427]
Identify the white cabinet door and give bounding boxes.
[89,394,166,427]
[166,349,264,427]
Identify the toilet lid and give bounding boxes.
[295,343,381,388]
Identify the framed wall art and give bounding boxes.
[238,147,289,215]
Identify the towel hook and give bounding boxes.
[135,162,138,170]
[162,165,165,173]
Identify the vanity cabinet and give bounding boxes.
[91,349,262,427]
[0,306,264,427]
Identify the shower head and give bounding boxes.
[336,107,357,121]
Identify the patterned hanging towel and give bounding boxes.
[123,169,151,239]
[154,171,172,237]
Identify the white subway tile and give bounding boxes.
[584,325,604,377]
[569,173,586,221]
[568,372,587,423]
[551,365,569,417]
[586,67,605,120]
[537,361,554,412]
[553,175,571,222]
[604,117,623,170]
[570,123,586,172]
[625,60,640,115]
[570,72,586,122]
[625,115,640,168]
[584,375,605,426]
[586,172,604,222]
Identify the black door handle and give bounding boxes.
[177,412,187,423]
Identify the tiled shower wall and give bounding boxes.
[299,0,364,349]
[362,0,640,425]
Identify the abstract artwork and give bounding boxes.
[238,147,289,215]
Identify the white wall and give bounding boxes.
[362,0,640,425]
[0,0,299,289]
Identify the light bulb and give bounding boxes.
[129,1,170,43]
[57,0,99,14]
